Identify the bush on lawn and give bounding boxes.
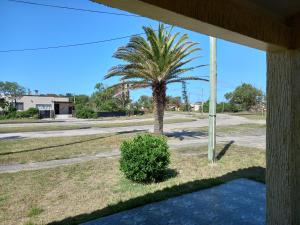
[75,105,97,119]
[16,108,39,118]
[0,107,39,119]
[120,133,170,183]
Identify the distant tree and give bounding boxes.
[72,95,90,106]
[0,81,26,106]
[46,93,59,97]
[202,100,237,113]
[137,95,153,112]
[71,94,95,118]
[182,81,190,111]
[225,83,262,111]
[0,98,9,110]
[166,96,181,109]
[90,83,124,112]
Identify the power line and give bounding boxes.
[0,26,172,53]
[7,0,141,17]
[0,33,148,53]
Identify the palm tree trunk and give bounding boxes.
[152,82,166,135]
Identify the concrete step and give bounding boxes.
[55,114,73,119]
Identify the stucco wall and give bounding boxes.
[13,96,71,112]
[19,96,54,111]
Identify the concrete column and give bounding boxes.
[266,50,300,225]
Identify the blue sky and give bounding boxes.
[0,0,266,102]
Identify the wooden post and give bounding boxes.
[267,49,300,224]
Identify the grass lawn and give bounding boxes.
[0,125,91,134]
[0,119,54,124]
[170,123,266,135]
[229,112,266,120]
[0,118,196,134]
[0,123,265,164]
[0,114,154,124]
[0,144,265,225]
[0,132,136,164]
[92,118,196,128]
[93,113,154,121]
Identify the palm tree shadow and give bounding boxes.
[0,129,146,156]
[165,130,208,140]
[216,140,235,160]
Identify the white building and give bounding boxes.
[190,102,202,111]
[2,95,73,118]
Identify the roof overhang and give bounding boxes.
[93,0,300,50]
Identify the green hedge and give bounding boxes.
[16,108,39,118]
[75,105,96,119]
[120,133,170,183]
[0,107,39,119]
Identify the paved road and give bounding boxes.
[0,114,265,140]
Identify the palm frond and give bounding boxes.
[167,76,209,84]
[109,80,152,90]
[105,24,207,88]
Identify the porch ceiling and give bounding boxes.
[93,0,300,50]
[249,0,300,18]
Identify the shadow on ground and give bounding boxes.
[165,130,208,140]
[0,136,25,141]
[0,130,147,156]
[47,166,265,225]
[216,140,235,160]
[175,141,234,159]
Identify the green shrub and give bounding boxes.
[75,105,96,119]
[0,107,39,119]
[16,108,39,118]
[0,106,17,119]
[120,133,170,182]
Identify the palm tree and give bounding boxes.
[105,24,208,134]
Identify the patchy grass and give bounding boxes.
[0,132,140,164]
[0,119,50,124]
[170,123,265,137]
[217,123,265,134]
[23,222,35,225]
[90,118,196,129]
[229,112,266,120]
[93,113,154,121]
[0,144,265,225]
[0,114,153,124]
[0,118,196,134]
[0,125,91,134]
[27,207,44,217]
[0,123,265,164]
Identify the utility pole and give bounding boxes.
[208,37,217,163]
[182,81,189,111]
[201,88,204,115]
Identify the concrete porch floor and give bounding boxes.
[82,179,265,225]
